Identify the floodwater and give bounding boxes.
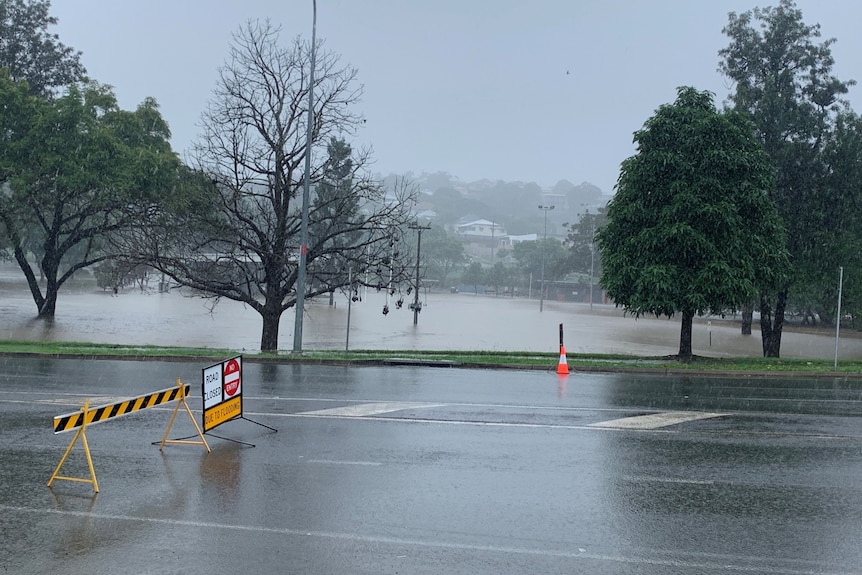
[1,261,860,359]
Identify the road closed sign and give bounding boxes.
[201,355,243,432]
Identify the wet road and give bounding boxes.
[2,357,862,574]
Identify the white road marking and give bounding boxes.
[267,411,678,432]
[589,411,726,430]
[623,475,716,485]
[307,459,382,466]
[0,505,845,575]
[297,402,443,417]
[35,396,130,406]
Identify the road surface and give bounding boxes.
[2,357,862,574]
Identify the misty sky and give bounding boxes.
[51,0,862,195]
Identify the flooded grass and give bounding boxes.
[4,261,862,372]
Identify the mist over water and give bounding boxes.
[1,262,859,359]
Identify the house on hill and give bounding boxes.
[456,219,509,259]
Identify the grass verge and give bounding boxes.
[1,339,861,376]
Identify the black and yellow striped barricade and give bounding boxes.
[48,378,210,493]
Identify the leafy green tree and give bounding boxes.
[719,0,854,355]
[421,171,456,193]
[0,74,180,317]
[421,225,466,287]
[309,137,362,305]
[512,237,571,287]
[427,187,487,227]
[0,71,33,182]
[461,261,485,293]
[129,20,417,352]
[470,181,543,221]
[485,261,509,295]
[0,0,86,96]
[93,260,121,291]
[565,208,606,277]
[0,0,76,255]
[597,87,786,359]
[810,111,862,327]
[561,181,603,220]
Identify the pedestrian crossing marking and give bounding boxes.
[298,402,443,417]
[589,411,726,430]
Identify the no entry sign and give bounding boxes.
[223,358,241,397]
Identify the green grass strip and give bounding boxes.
[1,339,861,375]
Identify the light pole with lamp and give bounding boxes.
[538,204,554,312]
[589,231,595,310]
[580,205,596,310]
[292,0,317,353]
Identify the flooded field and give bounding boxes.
[1,262,858,359]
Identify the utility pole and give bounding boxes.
[409,222,431,325]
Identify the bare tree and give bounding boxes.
[130,20,417,352]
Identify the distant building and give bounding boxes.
[456,219,508,259]
[414,209,438,221]
[508,233,538,245]
[456,219,507,237]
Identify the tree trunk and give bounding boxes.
[759,290,786,358]
[260,304,282,352]
[37,252,60,318]
[678,309,694,360]
[38,286,58,317]
[741,303,753,335]
[12,246,50,316]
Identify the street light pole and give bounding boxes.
[345,266,352,351]
[538,204,554,312]
[292,0,317,353]
[580,205,595,310]
[589,235,595,310]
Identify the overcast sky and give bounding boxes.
[51,0,862,195]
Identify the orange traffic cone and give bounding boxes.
[557,345,569,375]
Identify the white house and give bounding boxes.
[455,219,507,238]
[508,233,538,245]
[456,219,510,259]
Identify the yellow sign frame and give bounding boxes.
[48,378,210,493]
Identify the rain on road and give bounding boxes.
[2,358,862,574]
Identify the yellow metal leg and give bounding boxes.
[160,378,210,453]
[47,399,99,493]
